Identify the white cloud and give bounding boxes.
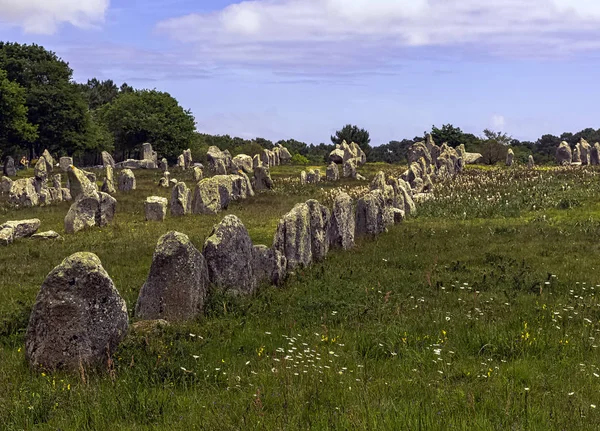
[0,0,109,34]
[156,0,600,70]
[491,114,506,130]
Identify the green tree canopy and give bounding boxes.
[0,69,38,158]
[331,124,371,155]
[78,78,119,110]
[99,89,196,160]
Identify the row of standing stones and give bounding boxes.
[23,135,465,373]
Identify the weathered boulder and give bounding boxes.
[64,190,116,234]
[31,231,62,240]
[101,166,116,194]
[145,196,168,222]
[407,142,433,168]
[252,154,261,169]
[158,176,169,188]
[556,141,572,166]
[343,158,358,178]
[67,166,95,199]
[579,139,591,165]
[98,192,117,228]
[34,156,48,189]
[25,252,128,371]
[207,146,232,174]
[8,178,39,207]
[528,155,535,169]
[101,151,115,168]
[170,182,192,216]
[306,170,320,184]
[252,245,287,286]
[3,156,16,177]
[506,148,514,167]
[2,219,41,240]
[135,232,209,322]
[300,171,307,185]
[183,149,193,169]
[355,190,389,236]
[59,157,73,172]
[41,150,54,172]
[306,200,330,262]
[259,149,275,167]
[61,188,72,201]
[277,145,292,163]
[328,192,355,250]
[1,176,13,194]
[464,153,483,164]
[370,171,387,191]
[326,162,339,181]
[193,166,203,182]
[203,215,257,295]
[329,148,345,164]
[191,178,220,214]
[232,154,253,173]
[592,143,600,166]
[118,169,136,191]
[142,143,158,164]
[252,166,273,191]
[273,203,312,270]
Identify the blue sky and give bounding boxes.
[2,0,600,146]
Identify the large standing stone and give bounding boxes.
[101,166,116,194]
[355,190,391,236]
[145,196,168,222]
[232,154,253,173]
[343,158,358,178]
[101,151,115,168]
[192,178,222,215]
[67,166,95,199]
[25,252,128,371]
[326,162,339,181]
[592,143,600,166]
[329,148,344,164]
[277,145,292,164]
[252,245,287,286]
[273,203,312,270]
[572,145,581,164]
[41,150,54,172]
[556,141,572,166]
[464,153,483,164]
[159,158,168,171]
[528,155,535,169]
[579,139,591,165]
[135,232,209,322]
[142,143,158,165]
[8,178,39,207]
[59,157,73,172]
[407,142,433,169]
[306,199,330,262]
[203,215,257,295]
[3,156,16,177]
[252,166,273,191]
[171,182,192,216]
[506,148,514,167]
[328,192,355,250]
[64,189,116,234]
[118,169,136,191]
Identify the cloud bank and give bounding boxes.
[156,0,600,70]
[0,0,108,34]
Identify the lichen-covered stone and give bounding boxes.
[64,190,116,234]
[326,162,339,181]
[25,252,128,371]
[68,166,96,199]
[3,156,16,176]
[193,166,204,182]
[170,182,191,216]
[101,166,115,194]
[328,192,355,250]
[232,154,253,173]
[343,158,358,178]
[2,218,41,240]
[135,232,208,322]
[1,176,13,194]
[145,196,168,222]
[101,151,115,168]
[273,202,312,270]
[252,166,273,191]
[252,245,287,286]
[556,141,572,166]
[203,215,257,295]
[118,169,136,191]
[8,178,39,207]
[59,157,73,172]
[306,199,330,262]
[355,190,391,236]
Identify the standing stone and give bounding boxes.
[506,148,514,167]
[3,156,16,177]
[592,143,600,166]
[183,149,193,169]
[142,143,158,165]
[252,166,273,191]
[277,145,292,164]
[34,156,48,191]
[306,199,330,262]
[101,166,116,194]
[193,166,203,182]
[64,189,116,234]
[328,192,355,250]
[145,196,168,222]
[52,174,61,189]
[101,151,115,168]
[159,158,168,171]
[118,169,136,191]
[343,159,358,178]
[326,163,339,181]
[97,192,117,227]
[252,154,261,169]
[355,190,390,236]
[300,171,307,185]
[573,145,581,164]
[306,170,320,184]
[252,245,287,286]
[273,203,312,270]
[191,178,222,215]
[135,232,209,322]
[232,154,253,173]
[1,176,13,194]
[67,166,95,199]
[203,215,257,295]
[579,139,591,165]
[41,150,54,173]
[8,178,39,207]
[528,155,535,169]
[556,141,572,166]
[177,154,186,169]
[59,157,73,172]
[171,182,192,216]
[25,252,128,371]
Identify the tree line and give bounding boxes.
[1,41,598,167]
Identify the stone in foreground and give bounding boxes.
[25,252,128,371]
[135,232,209,322]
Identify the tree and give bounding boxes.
[99,89,196,160]
[0,42,91,158]
[429,124,482,151]
[331,124,371,155]
[480,129,511,165]
[78,78,119,110]
[0,69,38,157]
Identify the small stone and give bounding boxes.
[31,231,62,240]
[118,169,136,191]
[145,196,168,221]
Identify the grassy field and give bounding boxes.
[2,163,600,430]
